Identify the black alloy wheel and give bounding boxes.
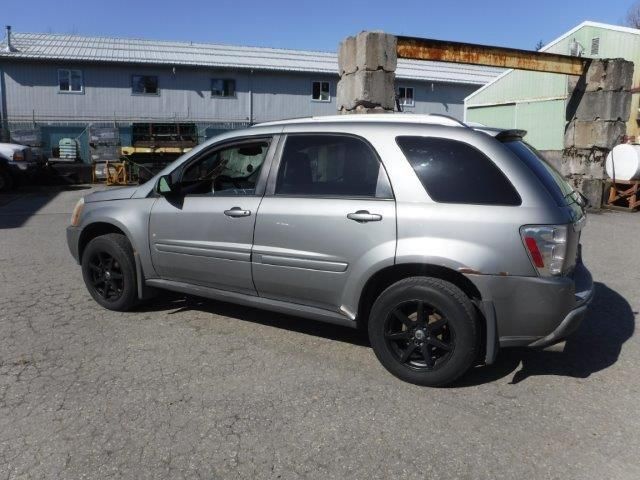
[81,233,138,311]
[384,300,454,370]
[87,251,125,302]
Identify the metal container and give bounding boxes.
[59,138,78,160]
[606,144,640,181]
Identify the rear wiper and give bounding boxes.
[565,190,589,209]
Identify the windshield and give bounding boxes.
[503,140,580,207]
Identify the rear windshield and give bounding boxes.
[503,140,579,206]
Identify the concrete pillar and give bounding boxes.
[337,31,397,114]
[563,58,634,207]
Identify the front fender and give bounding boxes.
[79,198,158,279]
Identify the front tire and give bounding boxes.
[81,233,138,311]
[368,277,478,387]
[0,168,14,192]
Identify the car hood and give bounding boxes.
[85,186,139,203]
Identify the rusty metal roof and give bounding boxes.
[0,32,503,85]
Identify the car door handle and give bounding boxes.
[347,210,382,223]
[224,207,251,218]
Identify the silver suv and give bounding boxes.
[67,114,593,386]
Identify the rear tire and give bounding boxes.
[368,277,478,387]
[81,233,138,311]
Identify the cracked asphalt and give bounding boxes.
[0,186,638,479]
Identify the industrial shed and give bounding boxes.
[0,28,502,163]
[464,21,640,153]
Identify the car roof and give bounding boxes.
[255,114,466,128]
[254,114,527,140]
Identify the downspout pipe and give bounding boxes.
[0,65,9,142]
[249,69,254,125]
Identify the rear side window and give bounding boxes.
[275,134,392,198]
[396,136,521,205]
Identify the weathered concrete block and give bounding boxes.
[572,90,632,122]
[337,70,395,112]
[580,178,604,208]
[564,120,627,150]
[338,36,357,76]
[355,31,397,72]
[584,59,634,92]
[561,148,607,178]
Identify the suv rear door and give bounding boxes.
[252,133,396,314]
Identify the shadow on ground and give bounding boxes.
[135,281,634,386]
[0,185,92,229]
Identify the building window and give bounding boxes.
[312,81,330,102]
[211,79,236,97]
[132,75,159,95]
[58,69,83,93]
[398,87,414,107]
[591,37,600,56]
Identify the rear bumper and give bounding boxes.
[467,261,594,349]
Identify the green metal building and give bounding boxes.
[464,21,640,152]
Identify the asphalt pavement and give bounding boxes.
[1,186,638,479]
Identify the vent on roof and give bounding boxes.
[4,25,17,53]
[591,37,600,56]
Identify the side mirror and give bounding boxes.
[156,174,179,196]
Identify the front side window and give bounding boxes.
[58,69,83,93]
[312,81,330,102]
[180,140,270,196]
[211,79,236,97]
[275,135,392,198]
[396,136,521,205]
[132,75,159,95]
[398,86,414,107]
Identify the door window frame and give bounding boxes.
[264,132,395,201]
[164,134,281,198]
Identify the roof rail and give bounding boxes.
[255,114,468,128]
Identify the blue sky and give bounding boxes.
[3,0,636,51]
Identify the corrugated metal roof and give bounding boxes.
[0,32,503,85]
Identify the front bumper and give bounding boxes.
[66,226,81,264]
[468,260,594,349]
[9,161,40,173]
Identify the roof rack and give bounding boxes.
[255,113,468,128]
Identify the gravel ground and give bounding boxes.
[0,186,638,479]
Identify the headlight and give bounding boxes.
[13,151,24,161]
[70,198,85,226]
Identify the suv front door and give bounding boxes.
[252,133,396,314]
[149,136,277,294]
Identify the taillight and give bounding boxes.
[13,151,24,161]
[520,225,568,277]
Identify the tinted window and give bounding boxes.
[180,140,270,196]
[503,140,577,206]
[276,135,391,198]
[396,136,521,205]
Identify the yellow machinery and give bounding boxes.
[104,160,136,186]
